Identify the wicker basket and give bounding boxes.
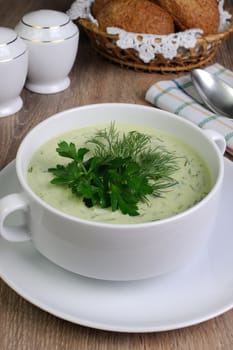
[76,8,233,73]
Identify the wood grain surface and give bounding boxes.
[1,1,233,349]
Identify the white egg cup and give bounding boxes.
[0,28,28,117]
[15,10,79,94]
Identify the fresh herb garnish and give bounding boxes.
[48,123,178,216]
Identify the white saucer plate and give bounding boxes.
[0,160,233,333]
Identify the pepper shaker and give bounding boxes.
[0,28,28,117]
[15,10,79,94]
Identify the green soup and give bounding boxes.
[27,122,212,224]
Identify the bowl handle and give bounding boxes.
[0,193,31,242]
[202,129,226,155]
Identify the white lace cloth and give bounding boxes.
[67,0,232,63]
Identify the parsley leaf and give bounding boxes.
[48,123,178,216]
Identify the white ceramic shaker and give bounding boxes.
[0,28,28,117]
[15,10,79,94]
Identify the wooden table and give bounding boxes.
[1,1,233,349]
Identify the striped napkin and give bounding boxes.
[145,63,233,155]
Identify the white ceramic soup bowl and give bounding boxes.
[0,103,226,281]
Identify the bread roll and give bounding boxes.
[96,0,175,34]
[156,0,219,34]
[92,0,111,17]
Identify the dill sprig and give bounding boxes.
[87,122,152,158]
[48,123,179,216]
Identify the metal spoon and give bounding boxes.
[191,69,233,119]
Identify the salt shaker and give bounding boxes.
[0,28,28,117]
[15,10,79,94]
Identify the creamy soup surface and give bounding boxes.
[27,122,212,224]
